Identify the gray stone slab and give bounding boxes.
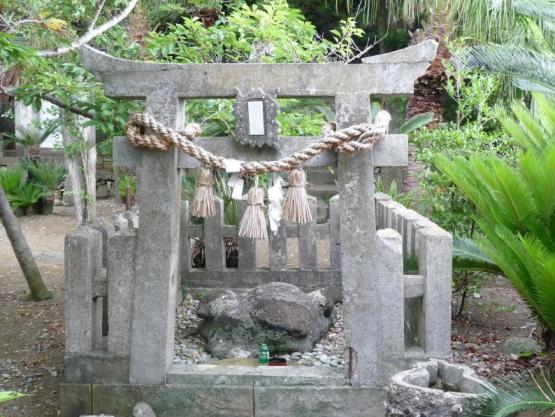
[113,135,408,170]
[91,384,254,417]
[299,195,317,271]
[336,92,379,386]
[375,229,404,383]
[64,353,129,384]
[59,383,92,417]
[254,385,385,417]
[80,42,438,98]
[418,226,453,360]
[129,89,183,384]
[65,226,103,354]
[204,197,226,271]
[167,364,345,387]
[107,230,137,356]
[183,270,341,292]
[362,40,438,65]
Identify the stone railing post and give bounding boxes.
[129,89,184,384]
[418,225,452,359]
[64,226,103,354]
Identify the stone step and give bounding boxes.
[167,364,346,387]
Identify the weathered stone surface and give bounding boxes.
[60,383,92,417]
[501,337,543,355]
[385,360,488,417]
[64,353,129,384]
[80,41,438,98]
[254,385,385,417]
[198,282,335,358]
[92,384,254,417]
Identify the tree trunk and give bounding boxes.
[0,186,52,300]
[61,112,96,225]
[403,10,453,192]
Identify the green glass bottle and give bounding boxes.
[259,343,270,364]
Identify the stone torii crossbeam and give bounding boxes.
[60,40,453,417]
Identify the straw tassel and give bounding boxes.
[282,168,312,224]
[190,166,216,218]
[238,177,268,239]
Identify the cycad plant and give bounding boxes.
[477,371,555,417]
[436,93,555,348]
[22,160,65,197]
[10,125,57,161]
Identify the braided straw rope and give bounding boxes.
[125,112,387,175]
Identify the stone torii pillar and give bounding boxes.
[80,40,438,386]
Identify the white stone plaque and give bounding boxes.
[247,100,265,135]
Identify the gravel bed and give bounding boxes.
[173,297,345,368]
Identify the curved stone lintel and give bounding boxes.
[79,41,438,99]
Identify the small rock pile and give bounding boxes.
[173,296,346,368]
[296,304,345,368]
[173,295,212,365]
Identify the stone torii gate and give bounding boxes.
[60,40,452,417]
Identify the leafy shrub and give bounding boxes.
[413,64,517,236]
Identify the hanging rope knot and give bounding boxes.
[125,111,390,175]
[190,166,216,218]
[283,168,312,224]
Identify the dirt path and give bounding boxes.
[0,200,122,417]
[0,198,545,417]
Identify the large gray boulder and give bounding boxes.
[197,282,335,359]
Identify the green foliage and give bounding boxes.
[413,64,517,236]
[22,160,66,195]
[0,168,25,196]
[396,112,434,135]
[452,237,503,275]
[8,182,45,210]
[0,390,25,415]
[436,94,555,334]
[10,125,57,149]
[375,178,415,209]
[118,174,137,197]
[477,371,555,417]
[146,1,363,64]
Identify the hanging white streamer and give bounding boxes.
[267,175,284,234]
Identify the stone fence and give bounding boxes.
[63,190,451,388]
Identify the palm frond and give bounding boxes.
[452,236,503,275]
[457,44,555,94]
[513,0,555,22]
[479,371,555,417]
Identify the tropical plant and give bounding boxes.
[7,125,57,161]
[436,94,555,346]
[477,371,555,417]
[0,167,24,196]
[8,183,45,211]
[453,0,555,95]
[22,160,65,196]
[118,174,137,210]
